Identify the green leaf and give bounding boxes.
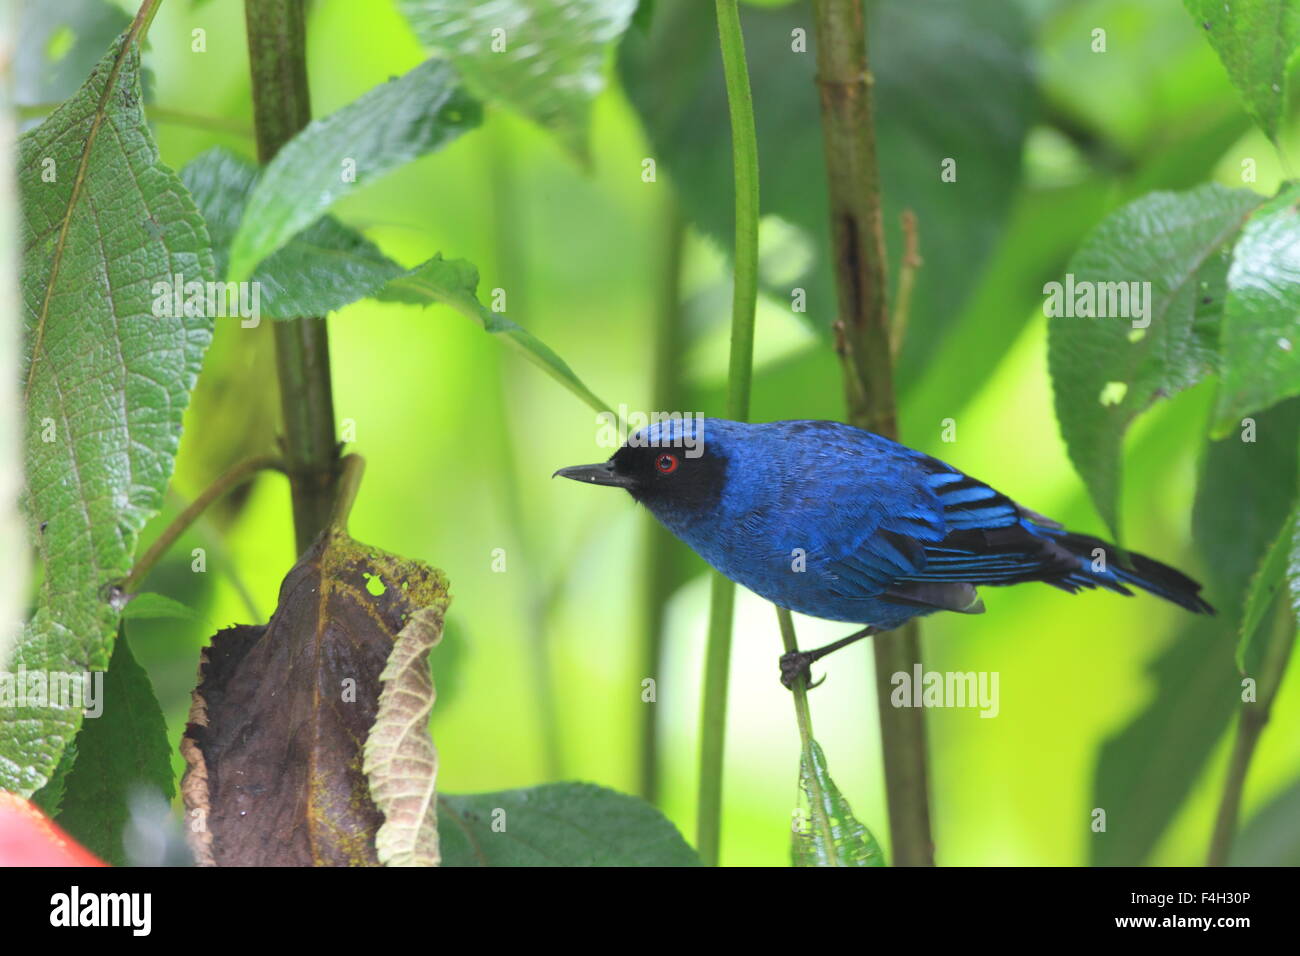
[55,630,174,868]
[619,0,1035,387]
[437,782,700,866]
[792,739,885,867]
[3,28,215,796]
[226,58,481,282]
[363,605,446,867]
[398,0,636,161]
[29,742,77,818]
[1184,0,1300,142]
[1237,512,1296,673]
[1048,183,1263,535]
[182,147,403,320]
[1214,184,1300,432]
[1090,398,1299,865]
[121,591,205,624]
[1232,774,1300,864]
[383,254,612,414]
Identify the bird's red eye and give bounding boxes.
[656,453,679,474]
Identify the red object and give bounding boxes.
[0,791,106,867]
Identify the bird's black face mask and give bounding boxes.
[554,443,728,514]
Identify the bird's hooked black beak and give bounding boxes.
[553,460,637,489]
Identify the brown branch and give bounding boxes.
[811,0,934,866]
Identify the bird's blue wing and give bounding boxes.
[819,449,1075,606]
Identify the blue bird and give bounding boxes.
[555,418,1213,687]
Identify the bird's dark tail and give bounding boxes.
[1033,527,1215,615]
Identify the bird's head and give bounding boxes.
[553,417,730,518]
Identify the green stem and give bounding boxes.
[639,200,688,804]
[124,455,285,592]
[131,0,165,45]
[244,0,341,556]
[696,0,761,867]
[810,0,934,866]
[776,608,837,862]
[1208,598,1297,865]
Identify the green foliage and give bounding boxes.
[793,739,885,867]
[183,148,403,320]
[55,630,174,867]
[383,254,612,414]
[1185,0,1300,142]
[620,0,1035,386]
[1237,512,1297,673]
[1232,774,1300,864]
[6,0,1300,870]
[1048,183,1262,536]
[1089,399,1299,866]
[226,58,481,282]
[398,0,637,161]
[4,30,214,795]
[121,591,205,624]
[438,783,701,865]
[1215,184,1300,432]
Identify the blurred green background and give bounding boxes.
[29,0,1300,865]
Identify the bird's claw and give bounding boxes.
[779,651,825,691]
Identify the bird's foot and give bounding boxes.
[779,651,826,691]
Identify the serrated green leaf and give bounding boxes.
[226,58,481,282]
[2,28,215,796]
[382,254,612,414]
[182,147,403,320]
[29,742,77,818]
[1048,183,1263,536]
[1184,0,1300,142]
[55,630,173,868]
[438,782,700,866]
[792,738,885,867]
[399,0,636,161]
[1214,183,1300,432]
[619,0,1034,387]
[1237,512,1296,673]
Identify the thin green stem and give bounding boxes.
[639,200,688,804]
[124,455,285,592]
[890,209,921,358]
[1208,597,1297,865]
[245,0,341,556]
[811,0,934,867]
[131,0,165,45]
[776,608,838,863]
[696,0,761,867]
